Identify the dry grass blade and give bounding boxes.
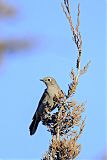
[76,3,80,33]
[75,116,86,141]
[61,0,74,33]
[79,61,91,76]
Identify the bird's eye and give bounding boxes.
[47,78,51,81]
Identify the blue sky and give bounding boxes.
[0,0,106,160]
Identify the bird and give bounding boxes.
[29,76,64,135]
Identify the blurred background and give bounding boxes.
[0,0,106,159]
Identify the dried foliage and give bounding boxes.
[0,38,34,53]
[0,1,35,64]
[0,0,17,17]
[41,0,90,159]
[42,98,86,160]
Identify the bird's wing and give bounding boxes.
[29,89,49,135]
[38,89,48,107]
[32,89,49,119]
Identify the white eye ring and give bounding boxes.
[47,78,51,81]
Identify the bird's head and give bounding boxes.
[40,76,56,87]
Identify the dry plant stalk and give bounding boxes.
[42,0,90,159]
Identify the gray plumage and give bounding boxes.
[29,76,64,135]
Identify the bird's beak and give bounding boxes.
[40,79,44,82]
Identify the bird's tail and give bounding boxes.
[29,112,40,135]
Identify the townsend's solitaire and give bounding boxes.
[29,76,64,135]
